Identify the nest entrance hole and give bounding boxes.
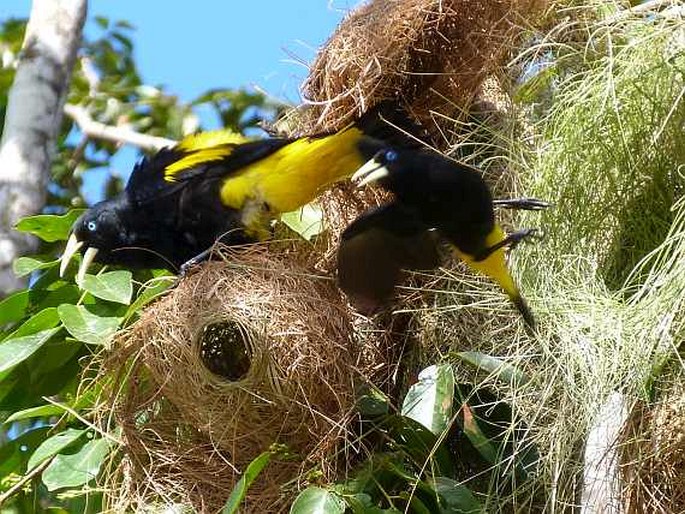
[198,319,252,381]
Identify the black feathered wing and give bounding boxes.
[337,203,441,314]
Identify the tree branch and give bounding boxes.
[0,457,53,507]
[0,0,87,296]
[63,104,176,151]
[581,392,629,514]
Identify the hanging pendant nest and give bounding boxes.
[296,0,548,260]
[299,0,547,138]
[97,244,393,512]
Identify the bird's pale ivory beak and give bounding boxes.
[59,233,83,277]
[59,233,99,285]
[351,158,389,188]
[76,247,99,285]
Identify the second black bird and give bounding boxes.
[337,144,546,329]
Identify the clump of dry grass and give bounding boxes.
[382,1,685,510]
[621,387,685,513]
[96,244,393,512]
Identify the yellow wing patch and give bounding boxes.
[176,130,248,151]
[163,130,253,182]
[164,146,234,181]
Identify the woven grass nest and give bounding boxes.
[98,244,396,512]
[301,0,547,261]
[621,388,685,513]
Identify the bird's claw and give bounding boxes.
[507,228,540,250]
[475,228,542,261]
[493,197,552,211]
[179,248,212,278]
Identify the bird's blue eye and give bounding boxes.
[384,149,398,162]
[87,221,97,231]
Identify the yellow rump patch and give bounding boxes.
[454,225,519,300]
[219,127,366,213]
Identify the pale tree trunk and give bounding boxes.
[581,392,629,514]
[0,0,87,296]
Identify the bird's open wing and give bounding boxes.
[337,203,441,314]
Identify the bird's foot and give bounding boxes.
[506,228,540,251]
[179,248,212,278]
[475,228,540,261]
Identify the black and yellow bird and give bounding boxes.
[60,107,420,282]
[337,144,546,329]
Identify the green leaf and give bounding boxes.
[430,477,483,513]
[514,64,557,104]
[42,436,112,491]
[341,492,374,514]
[0,328,60,374]
[400,491,432,514]
[57,305,122,345]
[124,275,173,319]
[222,451,273,514]
[31,283,82,311]
[290,487,345,514]
[357,384,390,418]
[3,307,60,341]
[80,270,133,304]
[455,352,529,387]
[382,416,455,478]
[114,20,135,30]
[402,364,455,436]
[5,403,64,424]
[13,256,58,277]
[0,290,29,325]
[455,385,539,481]
[27,428,87,470]
[0,425,51,477]
[94,16,109,29]
[281,203,324,241]
[461,404,499,465]
[15,210,85,242]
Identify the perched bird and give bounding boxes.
[337,144,546,329]
[60,107,419,283]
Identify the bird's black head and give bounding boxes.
[351,145,410,190]
[72,198,131,254]
[354,144,491,204]
[60,194,175,282]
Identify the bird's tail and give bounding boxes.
[454,225,536,330]
[353,101,428,148]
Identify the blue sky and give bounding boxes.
[1,1,356,202]
[2,1,353,103]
